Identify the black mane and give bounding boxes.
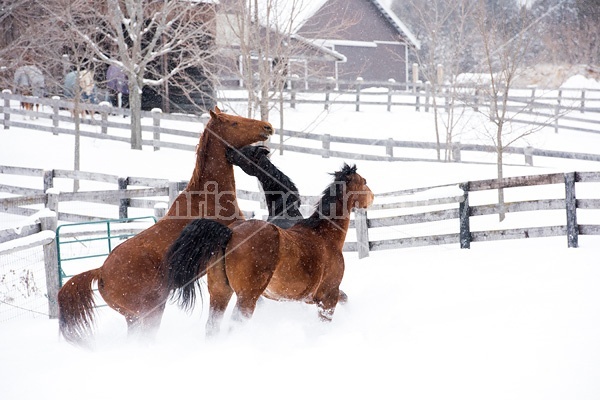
[227,146,303,227]
[296,163,357,228]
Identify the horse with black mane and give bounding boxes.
[227,145,303,227]
[164,164,374,336]
[57,107,273,347]
[228,145,348,303]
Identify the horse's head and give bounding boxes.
[206,107,274,149]
[340,165,374,210]
[226,145,270,175]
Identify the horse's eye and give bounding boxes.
[231,122,238,127]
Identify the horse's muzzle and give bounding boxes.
[261,125,274,140]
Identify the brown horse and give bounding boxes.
[165,164,374,336]
[57,107,273,346]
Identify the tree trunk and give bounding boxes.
[129,80,142,150]
[496,122,505,222]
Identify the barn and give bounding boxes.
[214,0,420,90]
[295,0,420,85]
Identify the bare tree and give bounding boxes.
[216,0,356,123]
[60,0,217,150]
[395,0,479,161]
[474,1,537,221]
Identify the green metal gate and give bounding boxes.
[56,216,156,287]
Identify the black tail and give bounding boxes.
[165,219,233,311]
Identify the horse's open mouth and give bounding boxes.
[260,126,274,140]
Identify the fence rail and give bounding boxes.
[2,164,600,318]
[2,166,599,251]
[3,86,600,166]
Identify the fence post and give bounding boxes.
[154,202,168,220]
[529,87,536,112]
[324,77,334,111]
[452,142,461,162]
[387,78,395,112]
[289,74,298,109]
[43,170,55,202]
[580,90,585,113]
[99,101,111,134]
[322,133,331,158]
[355,208,370,259]
[386,137,394,159]
[40,208,59,319]
[118,177,129,219]
[524,146,534,166]
[51,96,60,135]
[152,108,162,151]
[168,181,180,209]
[554,90,562,134]
[2,89,11,129]
[564,172,578,248]
[472,88,479,112]
[412,63,419,93]
[355,77,363,112]
[425,81,431,112]
[47,189,59,213]
[459,182,471,249]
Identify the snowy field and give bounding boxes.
[1,76,600,400]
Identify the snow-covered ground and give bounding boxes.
[1,75,600,400]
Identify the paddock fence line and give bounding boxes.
[2,167,600,320]
[2,87,600,167]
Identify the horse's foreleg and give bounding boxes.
[315,288,340,322]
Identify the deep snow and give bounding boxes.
[1,75,600,400]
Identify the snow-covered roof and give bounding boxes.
[289,0,420,49]
[370,0,420,49]
[251,0,419,49]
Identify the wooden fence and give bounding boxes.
[0,167,600,318]
[2,89,600,166]
[221,76,600,135]
[2,165,600,318]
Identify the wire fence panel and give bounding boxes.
[0,246,50,322]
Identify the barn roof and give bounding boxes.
[370,0,420,49]
[292,0,420,49]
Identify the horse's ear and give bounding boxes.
[214,106,222,114]
[209,109,217,119]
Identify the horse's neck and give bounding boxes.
[312,200,353,245]
[194,148,235,191]
[166,131,238,218]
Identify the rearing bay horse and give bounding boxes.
[57,107,273,346]
[165,164,374,336]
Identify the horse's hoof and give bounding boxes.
[338,290,348,304]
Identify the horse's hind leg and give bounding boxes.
[231,291,263,324]
[229,269,275,327]
[206,259,234,338]
[125,303,165,343]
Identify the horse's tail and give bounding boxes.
[58,268,101,347]
[165,218,233,311]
